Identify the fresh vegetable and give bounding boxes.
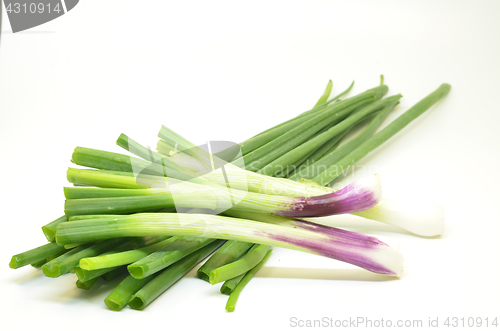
[128,240,223,310]
[225,249,273,312]
[208,244,270,285]
[8,78,451,313]
[55,212,404,276]
[312,83,451,185]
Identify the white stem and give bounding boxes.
[353,199,445,237]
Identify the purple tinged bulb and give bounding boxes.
[276,175,382,217]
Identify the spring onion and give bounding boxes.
[73,237,168,282]
[208,244,270,285]
[289,99,399,181]
[312,83,451,185]
[43,238,126,278]
[156,139,176,156]
[40,245,92,277]
[41,216,68,242]
[64,169,382,218]
[258,96,401,176]
[128,240,223,310]
[165,119,446,236]
[104,274,157,311]
[128,236,216,279]
[220,274,246,295]
[226,249,273,312]
[197,240,253,282]
[8,78,452,312]
[313,80,333,107]
[102,266,128,282]
[55,213,404,276]
[158,85,387,172]
[78,237,173,271]
[76,277,99,290]
[30,250,68,269]
[10,242,69,269]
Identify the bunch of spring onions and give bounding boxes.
[9,78,450,312]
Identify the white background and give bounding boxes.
[1,1,499,330]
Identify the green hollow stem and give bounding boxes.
[31,259,48,269]
[305,81,355,117]
[64,189,214,217]
[76,277,99,290]
[156,139,176,156]
[55,213,404,276]
[232,85,387,169]
[30,250,68,268]
[116,133,167,164]
[42,238,126,278]
[9,242,69,269]
[128,236,216,279]
[128,240,223,310]
[156,121,443,236]
[284,106,376,178]
[64,168,383,219]
[279,104,369,178]
[259,95,401,176]
[197,241,253,282]
[312,83,451,185]
[67,167,150,189]
[298,124,353,169]
[208,244,270,285]
[277,151,315,179]
[42,216,67,242]
[69,154,332,199]
[72,147,163,176]
[313,80,333,107]
[104,274,157,311]
[64,187,166,199]
[157,126,200,159]
[72,147,196,183]
[235,99,376,172]
[226,249,273,312]
[74,236,166,282]
[116,134,196,179]
[75,266,115,283]
[289,100,399,181]
[39,245,91,276]
[102,266,128,282]
[220,274,246,295]
[64,242,93,249]
[78,237,173,271]
[159,85,383,171]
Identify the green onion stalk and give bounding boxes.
[55,213,404,276]
[78,237,173,271]
[160,84,451,236]
[207,243,270,285]
[127,236,216,279]
[257,95,402,176]
[225,248,273,312]
[74,236,167,282]
[10,242,69,269]
[220,273,246,295]
[41,216,68,242]
[162,81,358,165]
[64,170,383,218]
[127,240,224,310]
[197,240,253,282]
[42,238,127,278]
